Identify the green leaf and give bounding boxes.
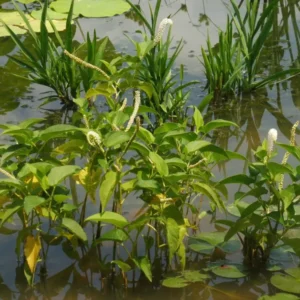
[193,107,203,131]
[0,11,68,37]
[212,265,247,279]
[104,131,131,148]
[39,124,83,141]
[225,151,247,161]
[96,228,128,242]
[149,152,169,177]
[137,127,155,144]
[182,270,210,282]
[31,9,69,20]
[193,182,224,210]
[0,178,24,190]
[129,141,150,156]
[61,218,87,242]
[285,268,300,280]
[85,211,128,228]
[188,242,214,254]
[166,218,179,263]
[267,162,295,178]
[184,140,210,154]
[99,171,118,211]
[276,143,300,160]
[198,93,213,112]
[281,238,300,258]
[189,232,240,254]
[133,256,152,282]
[224,217,250,241]
[0,205,22,226]
[165,158,187,170]
[219,174,255,185]
[162,277,189,288]
[192,231,225,246]
[202,120,238,134]
[154,123,183,135]
[271,274,300,294]
[50,0,130,18]
[111,260,131,272]
[24,196,45,215]
[48,165,80,186]
[240,201,262,218]
[259,294,299,300]
[235,187,268,203]
[266,264,282,272]
[19,118,45,129]
[136,178,160,191]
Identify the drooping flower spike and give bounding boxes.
[154,18,173,45]
[125,91,141,132]
[119,98,127,112]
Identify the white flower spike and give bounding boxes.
[154,18,173,45]
[125,91,141,132]
[87,131,101,147]
[119,98,127,112]
[267,128,278,155]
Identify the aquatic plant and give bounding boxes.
[218,121,300,266]
[1,0,119,106]
[201,0,300,96]
[125,0,198,121]
[0,89,236,285]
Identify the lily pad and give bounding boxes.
[188,231,240,255]
[17,0,36,4]
[266,264,283,272]
[0,11,68,37]
[162,277,189,288]
[182,270,210,283]
[211,265,247,279]
[270,274,300,294]
[31,9,71,20]
[0,25,26,37]
[259,294,300,300]
[50,0,130,18]
[286,268,300,279]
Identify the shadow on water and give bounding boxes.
[0,0,300,299]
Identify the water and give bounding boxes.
[0,0,300,298]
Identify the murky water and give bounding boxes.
[0,0,300,298]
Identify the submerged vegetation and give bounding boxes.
[0,0,300,298]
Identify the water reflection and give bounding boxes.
[0,248,289,300]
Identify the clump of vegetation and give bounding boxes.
[201,0,300,97]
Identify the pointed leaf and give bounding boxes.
[85,211,128,228]
[48,165,80,186]
[99,171,118,211]
[62,218,87,242]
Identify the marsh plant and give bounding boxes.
[0,77,239,284]
[201,0,300,96]
[2,0,197,120]
[123,0,199,121]
[218,122,300,266]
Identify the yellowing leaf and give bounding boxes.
[24,235,41,273]
[150,193,164,204]
[74,167,101,203]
